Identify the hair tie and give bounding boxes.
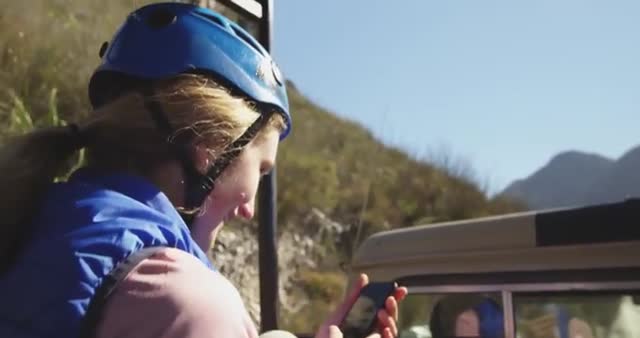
[68,123,88,149]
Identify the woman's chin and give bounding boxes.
[190,215,225,251]
[208,221,225,248]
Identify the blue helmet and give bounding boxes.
[88,2,291,139]
[474,298,505,338]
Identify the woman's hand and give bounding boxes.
[315,274,408,338]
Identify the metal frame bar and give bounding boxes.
[501,290,515,338]
[215,0,263,19]
[408,281,640,294]
[396,267,640,288]
[254,0,279,332]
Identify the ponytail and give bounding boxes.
[0,124,84,272]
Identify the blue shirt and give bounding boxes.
[0,169,212,338]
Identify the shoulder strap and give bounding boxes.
[78,246,167,338]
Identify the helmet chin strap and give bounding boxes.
[141,85,272,227]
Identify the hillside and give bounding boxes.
[274,81,527,258]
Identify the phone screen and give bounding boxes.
[340,282,396,338]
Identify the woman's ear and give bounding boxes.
[192,144,211,174]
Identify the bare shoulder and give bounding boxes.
[96,247,257,338]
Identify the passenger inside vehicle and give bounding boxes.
[429,295,504,338]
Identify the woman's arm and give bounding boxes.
[95,248,259,338]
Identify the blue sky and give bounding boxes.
[272,0,640,194]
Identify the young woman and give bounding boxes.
[0,3,406,338]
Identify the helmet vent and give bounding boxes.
[147,9,177,29]
[98,41,109,58]
[196,13,226,28]
[230,25,263,54]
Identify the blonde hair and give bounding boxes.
[0,74,285,271]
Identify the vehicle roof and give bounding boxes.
[351,199,640,282]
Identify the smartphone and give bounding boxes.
[340,281,397,338]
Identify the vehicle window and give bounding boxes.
[514,292,640,338]
[399,292,504,338]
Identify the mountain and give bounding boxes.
[501,146,640,210]
[501,151,614,210]
[584,146,640,205]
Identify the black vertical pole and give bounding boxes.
[257,0,279,332]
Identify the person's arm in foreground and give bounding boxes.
[96,248,259,338]
[96,248,407,338]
